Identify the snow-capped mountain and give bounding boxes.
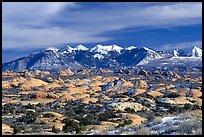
[2,44,202,71]
[125,46,137,50]
[192,46,202,57]
[46,47,59,52]
[75,44,89,51]
[90,44,124,54]
[61,45,89,54]
[173,49,179,57]
[172,46,202,57]
[137,47,163,65]
[61,45,76,53]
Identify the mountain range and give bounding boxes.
[2,45,202,71]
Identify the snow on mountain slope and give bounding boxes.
[61,45,76,53]
[173,49,179,57]
[75,44,89,51]
[192,46,202,57]
[3,44,202,71]
[125,46,137,50]
[46,47,59,52]
[90,44,124,54]
[137,47,163,65]
[93,54,104,59]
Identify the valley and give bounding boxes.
[2,67,202,135]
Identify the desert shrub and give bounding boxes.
[2,104,15,114]
[52,125,61,133]
[124,107,135,113]
[80,114,100,126]
[17,111,37,124]
[183,104,193,110]
[43,113,55,118]
[117,119,133,127]
[192,104,201,110]
[177,119,202,135]
[65,110,76,118]
[152,117,162,125]
[11,124,23,134]
[73,104,86,114]
[36,103,44,107]
[168,105,182,113]
[98,109,116,121]
[62,118,81,133]
[135,126,150,135]
[136,110,155,121]
[24,103,35,109]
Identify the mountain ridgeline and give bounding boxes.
[2,45,202,71]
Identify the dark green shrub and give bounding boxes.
[117,119,133,127]
[11,124,23,134]
[124,107,135,113]
[43,113,55,118]
[80,114,100,126]
[52,125,61,133]
[25,103,35,109]
[17,111,37,124]
[62,118,81,133]
[98,109,116,121]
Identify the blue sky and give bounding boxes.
[2,2,202,63]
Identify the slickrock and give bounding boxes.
[67,87,78,94]
[135,79,148,88]
[187,89,202,98]
[2,81,11,88]
[75,79,91,86]
[173,97,194,105]
[10,76,26,87]
[46,77,54,83]
[81,97,98,104]
[122,81,134,87]
[178,88,190,96]
[41,111,64,118]
[31,92,59,99]
[158,97,194,105]
[19,78,48,90]
[91,86,102,92]
[91,76,103,81]
[44,82,61,90]
[2,124,14,135]
[109,102,148,112]
[88,121,118,132]
[43,71,50,75]
[121,113,147,125]
[89,81,104,87]
[47,93,59,99]
[146,90,164,98]
[134,88,146,96]
[74,93,90,99]
[58,94,76,102]
[165,84,175,89]
[34,69,41,75]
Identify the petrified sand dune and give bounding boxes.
[57,94,76,102]
[44,82,61,91]
[59,68,74,76]
[20,78,48,90]
[109,102,149,112]
[121,113,147,125]
[2,124,14,135]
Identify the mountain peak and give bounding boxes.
[192,45,202,57]
[46,47,59,52]
[90,44,123,54]
[76,44,89,51]
[173,49,179,57]
[125,46,137,50]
